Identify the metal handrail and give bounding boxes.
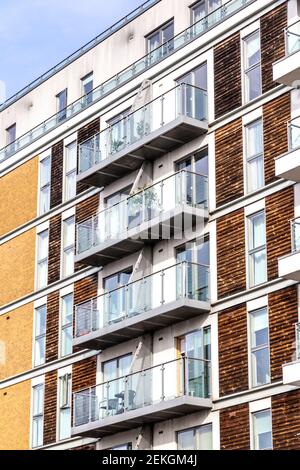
[0,0,253,162]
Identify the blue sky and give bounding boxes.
[0,0,144,101]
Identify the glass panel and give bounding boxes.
[286,21,300,55]
[34,336,46,366]
[253,410,272,450]
[37,259,48,288]
[33,385,44,415]
[245,65,262,101]
[249,249,267,286]
[39,186,50,214]
[249,212,266,249]
[32,417,43,448]
[178,429,194,450]
[59,407,71,440]
[247,156,264,193]
[65,171,76,201]
[290,121,300,151]
[38,230,49,261]
[66,142,77,172]
[40,156,51,187]
[196,424,213,450]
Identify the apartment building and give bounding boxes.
[0,0,300,451]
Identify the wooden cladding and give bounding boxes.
[215,118,243,207]
[50,141,64,209]
[77,117,100,194]
[272,390,300,450]
[43,370,57,446]
[217,209,246,299]
[218,303,248,397]
[48,214,62,285]
[214,33,242,119]
[261,4,288,94]
[46,291,59,363]
[266,187,294,281]
[269,286,298,383]
[220,404,250,450]
[263,93,290,186]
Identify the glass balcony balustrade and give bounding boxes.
[286,20,300,56]
[291,218,300,253]
[78,83,207,175]
[76,169,208,256]
[289,119,300,152]
[73,356,211,429]
[0,0,252,163]
[75,261,209,339]
[296,323,300,361]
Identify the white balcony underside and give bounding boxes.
[278,251,300,282]
[71,395,212,438]
[273,51,300,87]
[283,361,300,387]
[275,147,300,182]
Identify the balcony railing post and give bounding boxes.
[88,387,92,424]
[161,363,165,401]
[160,94,165,127]
[161,269,165,305]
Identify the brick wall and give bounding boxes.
[261,4,288,94]
[215,118,243,207]
[214,33,242,118]
[220,404,250,450]
[269,286,298,382]
[46,291,59,363]
[77,117,100,194]
[218,303,248,396]
[43,370,57,446]
[263,93,290,186]
[266,186,294,282]
[217,209,246,299]
[48,214,62,285]
[272,390,300,449]
[50,141,64,209]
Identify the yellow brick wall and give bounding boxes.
[0,157,38,237]
[0,229,36,307]
[0,380,31,450]
[0,303,33,380]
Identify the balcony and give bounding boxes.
[75,170,208,267]
[0,0,253,163]
[282,323,300,386]
[77,84,208,187]
[278,218,300,281]
[273,20,300,87]
[275,119,300,182]
[74,261,210,350]
[72,356,212,438]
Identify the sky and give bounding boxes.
[0,0,144,102]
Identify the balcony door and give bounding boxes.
[178,328,211,398]
[104,187,131,240]
[176,236,210,301]
[176,64,207,120]
[107,109,131,155]
[175,149,208,206]
[103,268,132,324]
[102,354,132,416]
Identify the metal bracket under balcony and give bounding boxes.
[75,204,207,267]
[72,395,212,438]
[77,84,208,188]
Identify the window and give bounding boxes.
[81,73,93,105]
[64,142,77,201]
[57,89,68,122]
[249,308,270,387]
[104,268,132,324]
[107,109,131,154]
[39,156,51,215]
[62,216,75,278]
[102,354,132,415]
[191,0,221,23]
[176,149,208,206]
[111,443,132,450]
[147,20,174,62]
[252,409,272,450]
[245,119,264,193]
[243,30,262,102]
[58,373,72,440]
[177,64,207,120]
[6,123,16,146]
[60,293,73,357]
[178,424,212,450]
[36,230,49,289]
[34,305,47,367]
[32,383,44,448]
[247,211,267,287]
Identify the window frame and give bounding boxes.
[58,373,72,441]
[81,72,94,105]
[61,215,75,278]
[31,383,44,449]
[248,307,271,388]
[146,19,174,57]
[244,118,265,194]
[38,155,51,215]
[243,29,262,104]
[177,423,213,450]
[59,292,74,358]
[190,0,221,25]
[6,123,16,146]
[63,141,77,202]
[36,229,49,290]
[56,89,68,122]
[251,408,273,450]
[33,304,47,368]
[247,210,267,288]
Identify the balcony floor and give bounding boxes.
[278,252,300,282]
[75,204,208,267]
[275,147,300,182]
[77,115,208,188]
[72,395,212,438]
[74,297,210,350]
[283,361,300,387]
[273,51,300,87]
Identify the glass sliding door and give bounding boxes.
[104,269,132,324]
[177,64,207,120]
